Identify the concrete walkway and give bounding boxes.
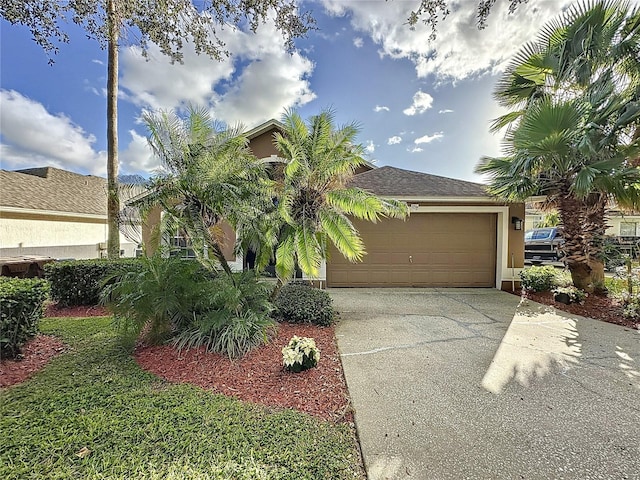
[331,288,640,480]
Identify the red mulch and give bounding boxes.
[513,288,638,329]
[0,335,67,388]
[135,322,352,423]
[45,303,109,317]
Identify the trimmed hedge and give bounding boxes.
[45,258,142,307]
[274,281,335,326]
[0,277,49,359]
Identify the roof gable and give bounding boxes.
[350,166,489,198]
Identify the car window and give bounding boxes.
[525,228,553,240]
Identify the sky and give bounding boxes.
[0,0,589,183]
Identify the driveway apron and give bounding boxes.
[331,288,640,480]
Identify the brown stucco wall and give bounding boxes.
[249,130,280,158]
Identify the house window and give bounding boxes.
[620,222,637,237]
[168,234,197,258]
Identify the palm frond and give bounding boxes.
[319,208,364,262]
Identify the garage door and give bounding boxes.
[327,213,497,287]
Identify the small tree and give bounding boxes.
[137,106,273,278]
[273,109,408,280]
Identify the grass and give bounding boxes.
[0,316,363,479]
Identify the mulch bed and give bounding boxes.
[45,303,109,318]
[0,335,67,388]
[513,288,638,330]
[7,303,353,422]
[135,322,352,423]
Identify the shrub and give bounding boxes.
[101,255,215,345]
[0,277,49,359]
[273,282,335,326]
[45,258,141,307]
[519,265,558,292]
[552,285,587,304]
[282,336,320,373]
[172,271,275,358]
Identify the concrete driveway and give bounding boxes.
[331,288,640,480]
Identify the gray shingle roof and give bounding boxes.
[0,167,107,216]
[350,166,489,198]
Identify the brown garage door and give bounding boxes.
[327,213,497,287]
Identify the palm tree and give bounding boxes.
[136,106,273,277]
[482,0,640,290]
[479,96,640,289]
[273,109,408,280]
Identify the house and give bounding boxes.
[525,205,640,238]
[0,167,138,259]
[139,120,525,290]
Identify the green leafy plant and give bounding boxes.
[172,271,276,358]
[553,285,587,304]
[0,277,49,359]
[45,258,141,307]
[282,335,320,373]
[273,281,335,326]
[519,266,558,292]
[101,255,215,345]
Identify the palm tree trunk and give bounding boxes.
[557,186,593,292]
[583,193,608,293]
[106,0,120,259]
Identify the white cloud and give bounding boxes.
[409,146,423,153]
[0,89,106,175]
[403,90,434,116]
[387,136,402,145]
[364,140,376,153]
[119,130,159,175]
[120,18,315,126]
[321,0,575,81]
[415,132,444,144]
[439,109,454,114]
[92,59,104,65]
[374,105,390,112]
[353,37,364,48]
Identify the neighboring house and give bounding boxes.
[525,205,640,238]
[140,120,525,290]
[0,167,138,259]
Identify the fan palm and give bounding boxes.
[479,96,640,289]
[482,0,640,289]
[273,109,408,280]
[135,106,273,277]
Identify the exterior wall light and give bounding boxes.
[511,216,523,231]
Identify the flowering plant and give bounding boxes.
[553,285,587,304]
[282,336,320,373]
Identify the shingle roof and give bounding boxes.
[349,166,490,198]
[0,167,107,216]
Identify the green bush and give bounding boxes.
[519,265,558,292]
[103,256,275,357]
[173,271,275,358]
[0,277,49,359]
[274,281,335,326]
[45,258,141,307]
[101,255,214,345]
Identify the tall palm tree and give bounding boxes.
[273,109,408,280]
[136,106,273,277]
[483,0,640,289]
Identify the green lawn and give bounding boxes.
[0,317,363,479]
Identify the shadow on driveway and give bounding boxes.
[331,288,640,480]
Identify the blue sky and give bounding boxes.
[1,0,584,182]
